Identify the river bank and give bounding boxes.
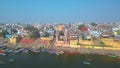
[43,46,120,58]
[1,42,120,58]
[1,51,120,68]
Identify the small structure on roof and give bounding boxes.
[5,34,12,38]
[90,31,100,37]
[19,38,35,44]
[55,24,65,31]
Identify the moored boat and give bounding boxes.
[6,49,13,53]
[30,49,40,53]
[0,49,6,56]
[0,53,6,56]
[108,54,117,58]
[49,50,56,55]
[0,46,7,49]
[14,49,22,54]
[58,51,64,54]
[83,61,91,65]
[55,51,64,55]
[64,51,80,54]
[32,50,40,53]
[23,49,29,53]
[0,61,5,65]
[9,59,15,63]
[55,52,60,55]
[0,45,5,48]
[41,50,50,53]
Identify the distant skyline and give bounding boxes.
[0,0,120,23]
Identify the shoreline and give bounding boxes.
[43,46,120,58]
[1,43,120,58]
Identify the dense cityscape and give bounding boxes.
[1,22,120,55]
[1,0,120,68]
[1,23,120,67]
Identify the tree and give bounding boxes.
[2,30,9,38]
[77,42,80,48]
[91,22,97,26]
[11,28,18,34]
[100,41,105,46]
[100,41,105,50]
[60,31,64,36]
[81,35,85,40]
[24,25,34,31]
[78,24,85,30]
[0,32,3,37]
[44,32,50,37]
[17,22,22,25]
[25,25,40,38]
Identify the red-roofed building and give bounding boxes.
[39,40,50,45]
[19,39,35,44]
[81,27,88,32]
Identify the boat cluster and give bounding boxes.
[0,46,23,56]
[0,45,65,65]
[0,45,65,56]
[41,50,64,55]
[82,59,92,65]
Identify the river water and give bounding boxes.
[0,52,120,68]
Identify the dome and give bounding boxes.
[57,25,65,31]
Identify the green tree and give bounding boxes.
[77,42,80,48]
[100,41,105,50]
[25,25,40,38]
[24,25,34,31]
[78,24,85,30]
[2,30,9,38]
[91,22,97,26]
[100,41,105,46]
[44,31,50,37]
[11,29,18,34]
[81,35,85,40]
[0,32,3,37]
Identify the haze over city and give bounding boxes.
[0,0,120,23]
[1,0,120,68]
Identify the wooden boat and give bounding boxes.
[55,51,64,55]
[64,51,80,54]
[49,51,56,55]
[0,61,5,65]
[19,48,24,51]
[83,61,91,65]
[0,49,6,55]
[23,50,29,53]
[0,49,6,52]
[30,49,40,53]
[14,49,22,54]
[6,49,13,53]
[55,52,60,55]
[9,59,14,63]
[41,50,63,55]
[0,53,6,56]
[57,51,64,54]
[0,45,4,48]
[0,46,6,49]
[41,50,48,52]
[108,54,117,58]
[33,50,40,53]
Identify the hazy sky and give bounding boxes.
[0,0,120,23]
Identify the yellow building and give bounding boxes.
[114,31,118,36]
[70,40,78,45]
[79,40,93,45]
[9,37,17,44]
[40,37,52,41]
